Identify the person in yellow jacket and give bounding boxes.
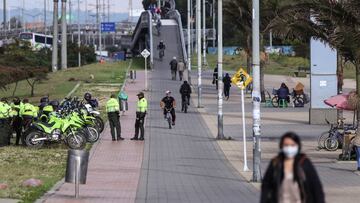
[131,92,148,141]
[20,99,37,143]
[106,94,124,141]
[0,98,12,146]
[11,97,23,145]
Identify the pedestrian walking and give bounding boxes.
[118,91,129,115]
[223,73,231,100]
[261,132,325,203]
[0,98,11,147]
[131,92,148,141]
[170,56,178,80]
[11,97,23,145]
[213,65,218,89]
[177,59,185,81]
[106,94,123,141]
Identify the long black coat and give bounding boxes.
[261,154,325,203]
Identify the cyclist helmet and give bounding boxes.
[84,93,92,101]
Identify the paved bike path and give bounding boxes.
[135,24,258,203]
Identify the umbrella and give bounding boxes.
[324,93,354,111]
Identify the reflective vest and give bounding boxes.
[137,98,148,113]
[43,105,54,113]
[106,98,119,113]
[21,103,37,118]
[0,102,11,119]
[10,103,23,117]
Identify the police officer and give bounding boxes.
[106,94,124,141]
[11,97,23,145]
[0,98,11,146]
[20,99,37,143]
[131,92,148,141]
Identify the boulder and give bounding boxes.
[22,178,43,187]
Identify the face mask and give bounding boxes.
[282,146,299,158]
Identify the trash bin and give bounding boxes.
[130,70,136,80]
[65,149,89,184]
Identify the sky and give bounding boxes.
[6,0,143,13]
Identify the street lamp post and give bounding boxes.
[252,0,262,182]
[202,0,206,66]
[3,0,6,33]
[77,0,81,67]
[61,0,68,70]
[52,0,59,72]
[187,0,191,83]
[217,0,224,139]
[196,0,202,107]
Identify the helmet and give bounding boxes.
[165,90,171,95]
[173,56,176,60]
[137,92,144,98]
[84,93,92,101]
[40,96,49,104]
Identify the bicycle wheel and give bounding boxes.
[325,137,339,151]
[318,131,329,149]
[271,96,279,107]
[167,113,172,129]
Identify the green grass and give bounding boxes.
[0,58,144,202]
[192,53,356,78]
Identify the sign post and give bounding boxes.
[141,49,151,91]
[232,68,252,172]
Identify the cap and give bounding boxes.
[165,90,171,94]
[137,92,144,97]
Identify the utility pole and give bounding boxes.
[202,0,206,66]
[52,0,59,72]
[61,0,67,70]
[252,0,262,182]
[97,0,102,57]
[77,0,81,67]
[44,0,47,34]
[196,0,202,107]
[107,0,110,22]
[3,0,6,32]
[22,0,25,32]
[187,0,191,83]
[69,0,74,42]
[217,0,224,139]
[212,0,215,48]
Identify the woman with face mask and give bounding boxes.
[261,132,325,203]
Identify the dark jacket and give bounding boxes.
[170,59,178,71]
[277,87,289,100]
[223,75,232,87]
[180,83,192,95]
[261,154,325,203]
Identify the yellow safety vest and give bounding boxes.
[10,103,23,117]
[106,98,120,113]
[21,103,37,118]
[0,102,10,119]
[137,98,148,113]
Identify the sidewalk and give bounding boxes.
[42,72,147,203]
[192,70,360,203]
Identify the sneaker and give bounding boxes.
[139,137,144,141]
[112,138,116,141]
[172,122,175,126]
[130,137,138,140]
[117,137,124,141]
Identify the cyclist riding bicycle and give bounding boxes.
[179,81,191,112]
[157,40,166,59]
[160,90,176,126]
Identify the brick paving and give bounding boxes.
[43,72,147,203]
[193,70,360,203]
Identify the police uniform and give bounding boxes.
[11,102,23,145]
[20,102,37,143]
[106,97,123,141]
[0,101,11,146]
[132,96,148,140]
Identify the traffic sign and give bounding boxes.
[141,49,150,58]
[231,68,252,89]
[101,22,116,32]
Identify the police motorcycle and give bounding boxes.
[25,111,87,149]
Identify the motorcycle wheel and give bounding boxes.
[95,116,105,133]
[85,127,99,143]
[25,131,45,149]
[325,137,339,151]
[66,131,86,149]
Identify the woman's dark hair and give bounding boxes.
[279,132,302,152]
